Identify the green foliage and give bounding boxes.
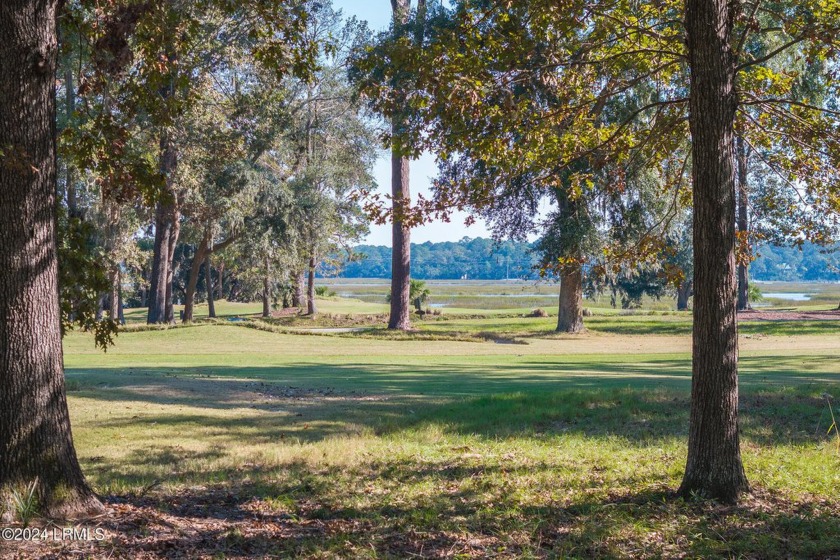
[751,242,840,282]
[57,210,117,349]
[9,479,39,528]
[353,0,840,254]
[62,0,321,200]
[314,286,336,297]
[749,284,764,303]
[339,238,539,280]
[386,278,432,312]
[410,279,431,312]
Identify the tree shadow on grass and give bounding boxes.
[66,356,839,457]
[577,315,839,337]
[52,356,840,558]
[10,460,840,559]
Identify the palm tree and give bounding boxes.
[387,279,431,313]
[410,279,431,313]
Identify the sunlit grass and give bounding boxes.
[57,313,840,558]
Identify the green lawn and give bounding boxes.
[29,311,840,559]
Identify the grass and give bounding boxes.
[30,307,840,558]
[8,480,39,528]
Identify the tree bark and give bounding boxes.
[147,131,179,324]
[293,269,305,308]
[216,262,224,300]
[117,273,125,325]
[205,253,216,318]
[182,229,235,322]
[388,0,412,331]
[147,54,180,324]
[182,235,208,322]
[679,0,749,503]
[736,135,750,312]
[108,265,120,321]
[677,280,693,311]
[552,185,585,333]
[147,204,168,323]
[164,212,179,323]
[307,252,317,315]
[0,0,103,518]
[556,264,584,333]
[262,281,270,318]
[388,153,412,330]
[229,279,241,302]
[262,257,271,318]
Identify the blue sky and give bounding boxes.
[331,0,492,246]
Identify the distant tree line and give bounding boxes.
[332,238,839,283]
[751,243,840,282]
[332,238,540,280]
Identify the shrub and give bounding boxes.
[315,286,336,298]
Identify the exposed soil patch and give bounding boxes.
[266,312,389,328]
[739,309,840,321]
[270,307,302,317]
[249,383,390,403]
[286,327,369,334]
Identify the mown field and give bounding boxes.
[6,285,840,559]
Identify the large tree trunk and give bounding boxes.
[677,280,693,311]
[147,143,178,324]
[388,0,412,331]
[206,253,216,318]
[736,135,750,312]
[553,186,584,333]
[307,252,317,316]
[182,236,208,322]
[0,0,103,519]
[388,154,411,330]
[556,264,584,333]
[679,0,749,503]
[147,203,169,323]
